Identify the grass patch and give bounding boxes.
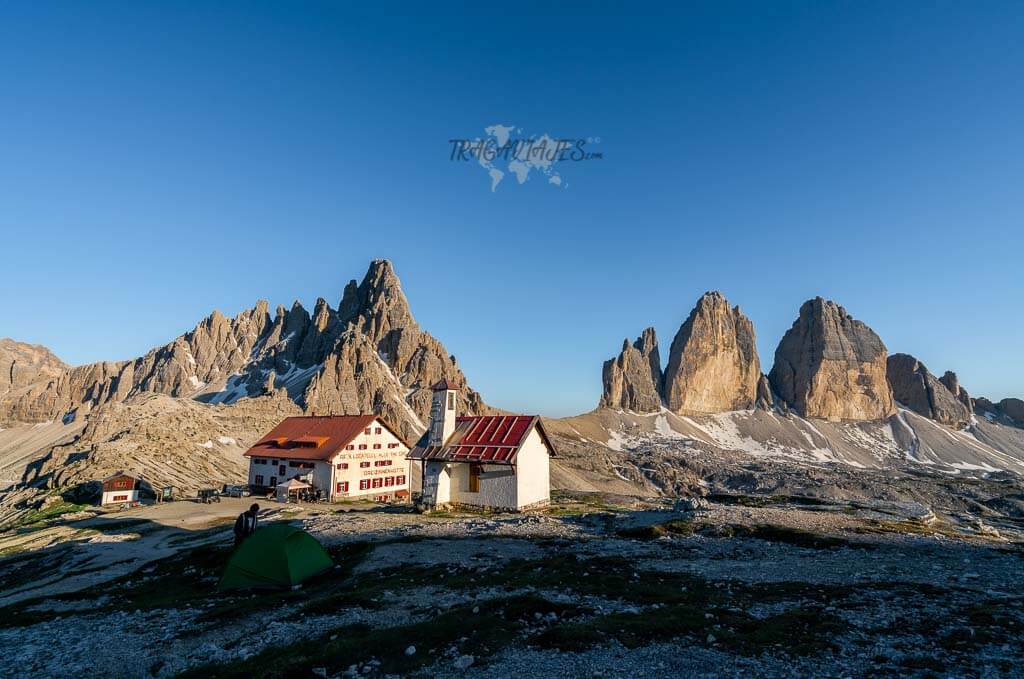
[2,500,89,530]
[0,536,375,631]
[534,603,847,656]
[617,519,694,540]
[706,494,831,508]
[179,594,586,678]
[729,524,859,549]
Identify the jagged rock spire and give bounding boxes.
[887,354,970,428]
[600,327,662,413]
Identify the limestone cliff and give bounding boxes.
[0,339,66,397]
[887,354,970,428]
[769,298,895,421]
[663,292,762,414]
[600,328,662,413]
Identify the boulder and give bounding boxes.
[769,298,895,421]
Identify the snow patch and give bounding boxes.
[606,429,627,452]
[653,415,685,438]
[198,440,213,449]
[217,436,236,445]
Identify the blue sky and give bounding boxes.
[2,2,1022,417]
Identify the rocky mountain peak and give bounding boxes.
[0,260,485,442]
[939,370,973,411]
[600,327,662,413]
[769,298,895,421]
[338,280,360,325]
[353,259,417,340]
[663,291,762,414]
[887,354,970,428]
[0,338,67,397]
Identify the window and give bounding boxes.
[447,392,454,410]
[373,443,381,450]
[469,464,481,493]
[346,444,354,451]
[374,460,391,467]
[387,443,399,449]
[360,461,370,468]
[271,460,278,465]
[336,481,348,493]
[384,476,395,487]
[372,478,383,488]
[359,479,370,490]
[270,476,277,487]
[278,464,286,475]
[364,427,371,434]
[255,474,264,485]
[375,427,382,434]
[336,463,349,470]
[255,458,267,465]
[359,444,367,450]
[396,475,406,485]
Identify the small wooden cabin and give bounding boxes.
[100,472,140,506]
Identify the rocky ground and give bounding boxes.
[1,491,1022,678]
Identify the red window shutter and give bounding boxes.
[397,475,406,485]
[375,427,381,434]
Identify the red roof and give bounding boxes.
[408,415,555,465]
[243,415,408,461]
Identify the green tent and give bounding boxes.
[218,523,334,591]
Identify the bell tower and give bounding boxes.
[428,379,458,446]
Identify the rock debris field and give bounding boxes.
[1,492,1022,678]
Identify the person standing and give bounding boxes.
[233,503,259,547]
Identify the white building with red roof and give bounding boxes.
[408,381,555,511]
[243,415,412,502]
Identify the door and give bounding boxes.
[469,464,481,493]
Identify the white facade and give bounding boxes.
[101,489,140,505]
[246,418,410,502]
[416,387,553,512]
[423,427,551,510]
